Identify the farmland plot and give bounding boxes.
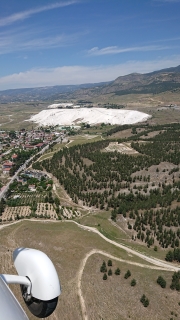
[2,206,31,222]
[36,203,57,219]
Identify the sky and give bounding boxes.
[0,0,180,90]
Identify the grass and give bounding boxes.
[67,134,102,147]
[78,211,170,261]
[78,211,129,240]
[37,135,102,161]
[83,254,179,320]
[0,220,163,320]
[0,103,46,130]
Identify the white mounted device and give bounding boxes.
[0,248,61,319]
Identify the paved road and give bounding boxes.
[0,143,52,200]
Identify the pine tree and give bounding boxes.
[115,268,120,275]
[108,259,112,266]
[131,279,136,286]
[103,273,107,280]
[157,276,166,288]
[108,269,112,276]
[100,261,107,273]
[124,270,131,279]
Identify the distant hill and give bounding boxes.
[1,65,180,103]
[0,82,110,103]
[70,65,180,99]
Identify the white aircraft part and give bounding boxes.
[2,274,31,294]
[13,248,61,301]
[0,276,29,320]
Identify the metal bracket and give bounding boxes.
[0,274,32,297]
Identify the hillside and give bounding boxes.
[1,220,179,320]
[70,65,180,99]
[34,122,180,251]
[1,65,180,103]
[0,81,110,103]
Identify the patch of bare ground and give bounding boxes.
[109,128,133,139]
[83,158,94,166]
[105,142,138,155]
[0,220,148,320]
[131,162,179,188]
[140,130,164,139]
[1,219,180,320]
[78,249,168,320]
[82,253,180,320]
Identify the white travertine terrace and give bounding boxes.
[29,108,151,126]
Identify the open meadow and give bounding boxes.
[0,220,180,320]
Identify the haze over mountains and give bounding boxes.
[1,65,180,103]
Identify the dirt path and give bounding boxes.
[1,218,180,320]
[0,219,179,271]
[109,219,130,237]
[72,221,180,271]
[0,220,21,230]
[77,248,176,320]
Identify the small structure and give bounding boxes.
[12,154,18,160]
[28,185,36,192]
[3,160,13,174]
[3,167,11,174]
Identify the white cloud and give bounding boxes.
[0,55,180,90]
[87,45,172,56]
[0,28,80,54]
[0,1,79,27]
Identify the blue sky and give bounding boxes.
[0,0,180,90]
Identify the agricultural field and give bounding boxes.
[1,201,81,222]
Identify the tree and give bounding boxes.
[140,294,149,307]
[100,261,107,273]
[107,259,112,267]
[103,273,107,280]
[131,279,136,286]
[115,268,120,275]
[108,269,112,276]
[124,270,131,279]
[143,298,149,307]
[157,276,166,288]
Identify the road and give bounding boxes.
[0,139,59,200]
[0,218,179,271]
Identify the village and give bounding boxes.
[0,127,66,193]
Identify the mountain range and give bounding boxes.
[1,65,180,103]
